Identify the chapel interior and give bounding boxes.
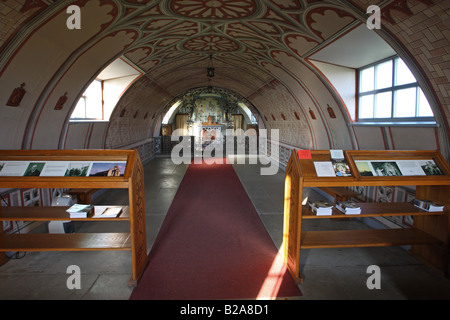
[0,0,450,300]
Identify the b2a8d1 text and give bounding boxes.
[180,304,269,317]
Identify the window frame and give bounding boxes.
[75,94,88,119]
[356,56,435,123]
[70,79,104,121]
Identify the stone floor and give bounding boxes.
[1,156,450,300]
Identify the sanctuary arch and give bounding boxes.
[159,87,262,152]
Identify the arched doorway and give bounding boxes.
[156,86,264,155]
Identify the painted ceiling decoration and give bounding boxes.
[4,0,433,79]
[120,0,361,78]
[2,0,368,89]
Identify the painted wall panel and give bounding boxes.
[352,126,386,150]
[0,1,115,149]
[262,63,328,149]
[30,30,136,149]
[88,122,108,149]
[64,122,90,149]
[390,127,438,150]
[267,52,353,149]
[311,61,356,121]
[106,77,171,149]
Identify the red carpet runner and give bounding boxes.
[130,159,301,300]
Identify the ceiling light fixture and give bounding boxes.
[206,54,215,78]
[206,55,215,92]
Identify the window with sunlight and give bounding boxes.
[70,57,142,121]
[358,56,434,122]
[71,80,103,120]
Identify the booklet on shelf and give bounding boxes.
[336,201,361,215]
[331,159,351,177]
[308,200,333,216]
[413,199,444,212]
[66,204,93,218]
[330,150,352,177]
[313,161,336,177]
[93,206,123,218]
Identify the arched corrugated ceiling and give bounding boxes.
[0,0,448,156]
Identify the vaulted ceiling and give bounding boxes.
[119,0,359,96]
[0,0,448,155]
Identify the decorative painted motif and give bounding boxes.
[54,92,68,110]
[327,105,336,119]
[381,0,433,25]
[306,7,356,40]
[184,35,239,52]
[170,0,257,19]
[120,0,359,76]
[7,83,26,107]
[20,0,47,13]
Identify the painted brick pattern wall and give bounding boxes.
[105,76,172,149]
[387,1,450,126]
[0,0,27,48]
[249,80,314,149]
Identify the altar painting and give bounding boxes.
[194,97,224,124]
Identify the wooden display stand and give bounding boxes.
[282,149,450,283]
[0,150,147,287]
[0,223,7,266]
[67,188,99,204]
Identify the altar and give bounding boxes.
[200,124,222,143]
